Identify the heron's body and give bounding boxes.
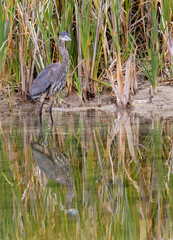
[29,31,71,124]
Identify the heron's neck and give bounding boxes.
[59,40,69,67]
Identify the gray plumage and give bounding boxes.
[29,63,62,99]
[29,31,71,124]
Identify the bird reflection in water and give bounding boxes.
[31,127,78,218]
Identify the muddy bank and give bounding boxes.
[0,85,173,118]
[132,85,173,118]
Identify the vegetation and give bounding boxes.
[0,0,173,107]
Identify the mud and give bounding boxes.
[0,85,173,118]
[132,85,173,118]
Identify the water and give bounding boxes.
[0,109,173,240]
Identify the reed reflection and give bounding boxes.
[107,111,173,239]
[1,110,173,239]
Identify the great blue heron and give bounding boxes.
[29,31,71,124]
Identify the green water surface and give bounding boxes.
[0,109,173,240]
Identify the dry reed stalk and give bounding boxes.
[124,54,138,103]
[17,2,28,95]
[106,68,122,106]
[123,54,132,105]
[146,1,152,44]
[166,36,173,66]
[130,56,138,94]
[101,28,108,66]
[107,53,137,108]
[117,52,124,104]
[82,59,89,98]
[140,0,146,32]
[29,21,44,69]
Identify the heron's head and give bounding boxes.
[59,31,71,42]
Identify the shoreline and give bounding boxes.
[0,85,173,118]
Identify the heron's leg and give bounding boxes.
[39,102,44,125]
[39,93,47,126]
[49,97,54,125]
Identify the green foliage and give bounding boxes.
[0,0,173,98]
[161,0,171,23]
[0,1,11,75]
[140,3,160,88]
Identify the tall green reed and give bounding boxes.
[140,2,160,90]
[1,0,173,106]
[0,1,13,81]
[75,0,104,100]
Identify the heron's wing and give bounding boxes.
[30,63,62,97]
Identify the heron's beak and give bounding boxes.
[64,35,71,41]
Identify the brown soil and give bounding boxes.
[0,85,173,118]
